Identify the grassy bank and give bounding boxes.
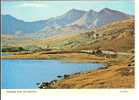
[39,53,134,88]
[1,50,134,88]
[1,51,110,63]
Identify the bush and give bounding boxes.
[24,45,43,51]
[95,50,103,55]
[2,47,26,52]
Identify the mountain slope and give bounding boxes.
[43,18,134,52]
[2,18,134,52]
[43,9,86,28]
[70,8,130,28]
[1,15,46,34]
[1,9,86,35]
[2,8,131,38]
[38,8,131,38]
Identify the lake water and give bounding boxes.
[1,59,104,89]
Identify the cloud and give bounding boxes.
[19,3,46,8]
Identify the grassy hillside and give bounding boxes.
[2,18,134,52]
[41,18,134,52]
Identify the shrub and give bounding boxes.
[95,50,103,55]
[2,47,26,52]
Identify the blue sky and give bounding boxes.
[1,0,134,22]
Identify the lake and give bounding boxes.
[1,59,104,89]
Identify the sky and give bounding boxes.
[1,0,135,22]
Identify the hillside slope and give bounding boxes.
[43,18,134,52]
[2,18,134,53]
[2,8,131,38]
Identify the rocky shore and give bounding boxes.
[1,50,134,88]
[36,52,134,88]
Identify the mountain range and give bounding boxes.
[1,8,132,38]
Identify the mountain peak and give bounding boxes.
[87,10,97,15]
[99,8,129,17]
[102,8,112,11]
[70,8,79,11]
[61,8,86,19]
[99,8,113,13]
[2,8,130,36]
[88,9,96,13]
[68,9,86,13]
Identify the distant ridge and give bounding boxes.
[2,8,132,37]
[1,15,46,35]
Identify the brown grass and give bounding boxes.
[48,54,134,88]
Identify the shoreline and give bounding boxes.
[1,51,134,88]
[39,58,134,89]
[1,51,111,63]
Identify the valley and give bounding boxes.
[1,8,135,89]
